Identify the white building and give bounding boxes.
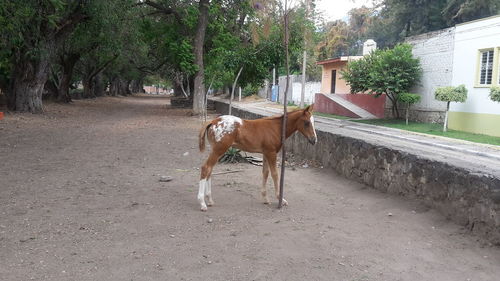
[448,16,500,137]
[406,15,500,137]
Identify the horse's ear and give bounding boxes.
[305,104,314,113]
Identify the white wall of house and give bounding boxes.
[450,16,500,115]
[406,27,455,113]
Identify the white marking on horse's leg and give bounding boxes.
[198,179,207,211]
[205,177,214,206]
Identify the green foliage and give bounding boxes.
[342,43,421,96]
[398,92,421,105]
[434,85,468,103]
[341,43,422,117]
[489,86,500,102]
[219,148,247,164]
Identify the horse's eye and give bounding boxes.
[304,121,310,127]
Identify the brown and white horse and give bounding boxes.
[197,105,317,211]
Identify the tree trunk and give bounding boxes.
[44,78,59,100]
[130,79,144,93]
[109,77,120,96]
[7,49,52,113]
[406,104,409,125]
[82,77,94,99]
[443,101,450,132]
[124,80,131,95]
[57,54,80,103]
[192,0,210,114]
[93,73,104,97]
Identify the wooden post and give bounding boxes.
[238,87,242,102]
[229,66,243,115]
[279,0,290,209]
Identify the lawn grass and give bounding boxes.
[313,111,353,120]
[353,119,500,146]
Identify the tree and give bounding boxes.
[398,92,421,125]
[489,86,500,103]
[192,0,210,114]
[341,43,422,118]
[434,84,468,132]
[0,0,88,112]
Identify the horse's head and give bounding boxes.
[296,104,317,145]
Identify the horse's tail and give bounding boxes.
[199,121,212,152]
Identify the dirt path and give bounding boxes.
[1,95,499,281]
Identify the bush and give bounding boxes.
[341,43,422,118]
[398,92,421,105]
[434,85,467,103]
[398,93,421,125]
[490,86,500,102]
[434,85,468,132]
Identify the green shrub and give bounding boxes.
[434,85,468,132]
[490,86,500,102]
[398,92,421,105]
[434,84,467,103]
[341,43,422,118]
[398,93,421,125]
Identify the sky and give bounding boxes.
[316,0,373,21]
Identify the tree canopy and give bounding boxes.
[0,0,497,113]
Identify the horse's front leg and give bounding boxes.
[205,177,214,206]
[264,152,288,206]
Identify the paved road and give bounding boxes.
[223,99,500,178]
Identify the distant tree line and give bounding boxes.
[316,0,500,59]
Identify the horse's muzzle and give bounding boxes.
[308,136,317,145]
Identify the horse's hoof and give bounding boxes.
[207,200,214,207]
[263,199,270,204]
[282,199,289,206]
[200,205,208,212]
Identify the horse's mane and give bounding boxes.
[262,108,303,120]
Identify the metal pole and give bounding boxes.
[300,50,306,108]
[278,0,290,209]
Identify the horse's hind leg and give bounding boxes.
[261,157,270,204]
[264,152,288,206]
[199,144,230,211]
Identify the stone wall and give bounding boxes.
[215,100,500,245]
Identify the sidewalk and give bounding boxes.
[211,97,500,178]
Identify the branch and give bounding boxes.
[140,0,181,21]
[89,54,119,80]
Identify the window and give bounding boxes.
[479,49,494,85]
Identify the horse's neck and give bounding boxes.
[284,111,300,138]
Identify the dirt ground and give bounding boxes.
[1,95,499,281]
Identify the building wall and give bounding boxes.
[320,62,350,94]
[406,27,455,122]
[291,81,321,105]
[277,75,320,105]
[449,15,500,137]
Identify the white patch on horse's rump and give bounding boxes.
[212,115,243,142]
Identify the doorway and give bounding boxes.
[331,70,336,93]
